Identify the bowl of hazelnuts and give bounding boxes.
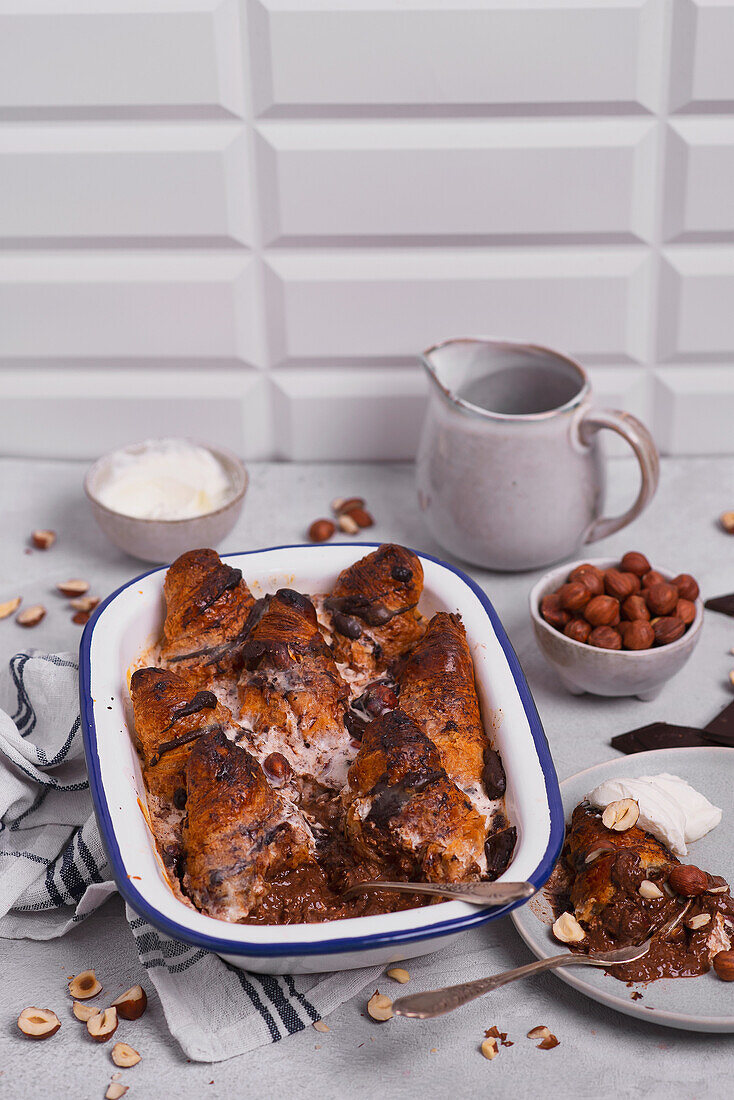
[529,552,703,701]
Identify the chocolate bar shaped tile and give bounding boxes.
[704,593,734,618]
[705,699,734,741]
[611,723,714,755]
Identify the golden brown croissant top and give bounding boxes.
[160,548,255,671]
[399,612,488,791]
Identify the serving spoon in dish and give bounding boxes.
[392,900,692,1018]
[342,881,536,905]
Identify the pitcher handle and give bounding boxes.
[579,409,660,544]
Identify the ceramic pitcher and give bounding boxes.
[416,337,659,572]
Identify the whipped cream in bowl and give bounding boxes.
[85,438,247,563]
[586,772,722,856]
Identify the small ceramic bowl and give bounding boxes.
[529,558,703,701]
[84,440,247,563]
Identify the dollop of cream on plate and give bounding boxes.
[586,772,721,856]
[97,439,232,521]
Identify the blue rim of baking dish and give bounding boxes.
[79,543,564,958]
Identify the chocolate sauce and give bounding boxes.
[159,690,217,732]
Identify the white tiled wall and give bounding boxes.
[1,0,733,460]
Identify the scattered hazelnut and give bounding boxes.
[73,1002,101,1022]
[668,866,709,897]
[602,798,639,831]
[312,1020,330,1033]
[348,507,374,529]
[568,564,605,596]
[621,594,650,622]
[308,519,335,543]
[620,552,650,576]
[713,950,734,981]
[558,582,591,612]
[672,574,699,602]
[16,604,46,627]
[106,1084,129,1100]
[111,1041,141,1067]
[675,599,696,625]
[386,968,410,984]
[685,913,711,930]
[111,986,147,1021]
[527,1025,551,1040]
[552,912,586,944]
[619,620,654,651]
[72,610,91,625]
[604,569,637,601]
[584,845,615,864]
[588,626,622,650]
[31,529,56,550]
[638,880,664,900]
[0,596,21,619]
[583,595,620,627]
[367,992,393,1022]
[69,969,102,1000]
[538,1034,560,1050]
[87,1007,118,1042]
[642,570,666,589]
[17,1007,61,1040]
[646,582,679,616]
[719,512,734,535]
[56,579,90,598]
[337,513,360,535]
[540,593,570,631]
[651,616,685,646]
[480,1036,499,1060]
[70,595,100,613]
[563,618,592,644]
[262,752,292,788]
[331,497,365,516]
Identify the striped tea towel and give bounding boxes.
[0,652,385,1061]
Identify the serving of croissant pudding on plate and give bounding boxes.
[128,543,516,925]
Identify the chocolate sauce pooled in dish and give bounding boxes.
[130,545,516,924]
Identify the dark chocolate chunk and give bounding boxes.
[332,610,363,639]
[159,690,217,732]
[611,723,713,755]
[705,700,734,741]
[485,826,517,880]
[173,787,187,810]
[391,565,413,583]
[704,593,734,618]
[482,748,506,799]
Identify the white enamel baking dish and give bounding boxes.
[80,543,563,974]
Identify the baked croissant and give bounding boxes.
[183,729,314,922]
[345,709,487,882]
[324,544,425,675]
[160,548,256,687]
[238,588,352,791]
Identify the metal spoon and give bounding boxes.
[342,880,535,905]
[392,900,692,1018]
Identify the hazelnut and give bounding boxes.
[638,880,664,899]
[308,519,335,543]
[642,570,666,589]
[685,913,711,930]
[70,595,100,613]
[621,594,650,622]
[0,596,22,619]
[619,620,654,650]
[713,950,734,981]
[480,1036,499,1060]
[558,582,591,612]
[331,496,365,515]
[73,1002,101,1022]
[675,598,696,625]
[68,969,102,1000]
[386,968,410,984]
[16,604,46,627]
[651,616,685,646]
[111,1041,141,1067]
[672,574,699,602]
[602,798,639,831]
[56,579,89,598]
[72,610,91,625]
[87,1006,118,1042]
[589,626,622,650]
[106,1084,129,1100]
[604,569,637,601]
[338,513,360,535]
[111,985,147,1021]
[540,593,570,631]
[668,865,709,897]
[620,551,650,577]
[584,595,620,627]
[646,582,679,616]
[568,564,604,596]
[313,1020,330,1032]
[719,512,734,535]
[527,1026,552,1040]
[538,1035,560,1051]
[17,1007,61,1040]
[31,529,56,550]
[348,506,374,529]
[552,912,586,944]
[367,992,393,1022]
[563,618,592,644]
[262,752,292,788]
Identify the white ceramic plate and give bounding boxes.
[511,746,734,1032]
[80,543,563,974]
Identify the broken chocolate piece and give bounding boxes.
[705,700,734,742]
[611,722,713,755]
[704,593,734,618]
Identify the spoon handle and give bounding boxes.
[392,954,598,1019]
[344,881,535,905]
